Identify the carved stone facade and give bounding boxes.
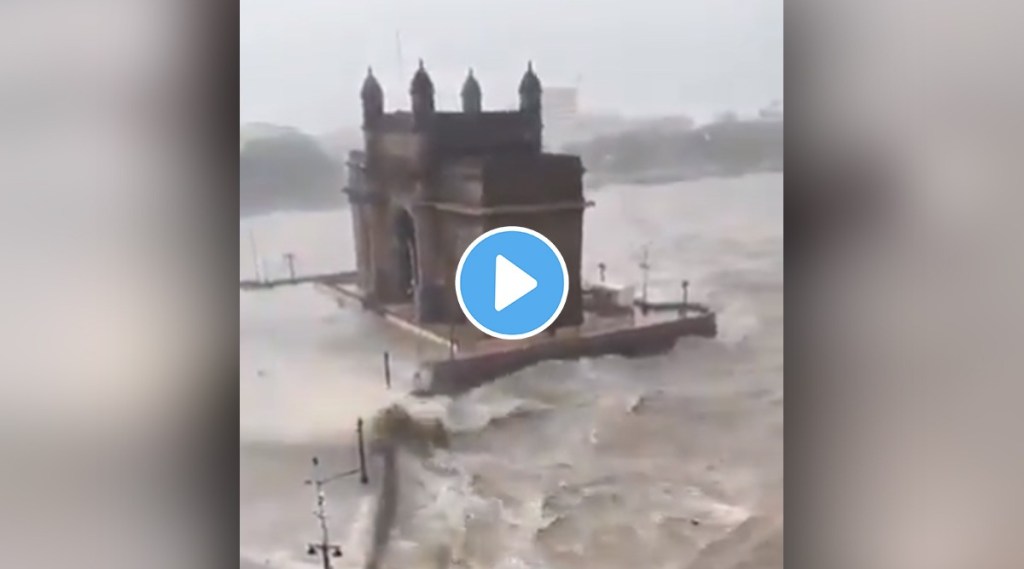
[344,62,587,328]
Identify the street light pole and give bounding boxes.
[284,252,297,281]
[639,247,651,314]
[304,456,356,568]
[248,230,262,283]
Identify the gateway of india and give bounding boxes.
[343,61,588,331]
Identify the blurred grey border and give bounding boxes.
[0,2,234,568]
[789,0,1024,567]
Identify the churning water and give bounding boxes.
[240,173,783,569]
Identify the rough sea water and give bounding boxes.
[240,173,783,569]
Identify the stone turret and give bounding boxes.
[460,69,482,113]
[518,61,542,117]
[360,67,383,127]
[410,59,435,126]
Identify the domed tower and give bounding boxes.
[460,68,482,113]
[360,67,384,127]
[518,61,542,118]
[410,59,435,125]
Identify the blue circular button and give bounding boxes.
[456,226,569,340]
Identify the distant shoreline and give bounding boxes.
[583,165,783,190]
[563,117,783,191]
[240,117,782,218]
[240,170,783,220]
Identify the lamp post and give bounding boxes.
[248,230,262,282]
[639,247,651,314]
[284,253,297,281]
[303,424,369,569]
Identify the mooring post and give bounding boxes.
[356,418,368,485]
[383,351,391,389]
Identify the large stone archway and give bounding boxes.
[393,208,417,301]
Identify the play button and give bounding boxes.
[494,255,537,311]
[456,226,569,340]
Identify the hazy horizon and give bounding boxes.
[240,0,783,134]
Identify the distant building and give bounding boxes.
[759,100,783,121]
[343,62,587,328]
[715,110,739,123]
[543,87,579,125]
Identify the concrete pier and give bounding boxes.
[425,307,715,395]
[239,270,359,291]
[316,281,717,395]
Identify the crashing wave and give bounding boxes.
[445,397,554,434]
[368,403,450,455]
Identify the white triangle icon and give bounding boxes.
[494,254,537,311]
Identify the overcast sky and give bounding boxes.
[241,0,783,133]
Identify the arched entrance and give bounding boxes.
[393,208,417,300]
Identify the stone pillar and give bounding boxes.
[412,207,448,323]
[351,204,372,292]
[368,201,398,304]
